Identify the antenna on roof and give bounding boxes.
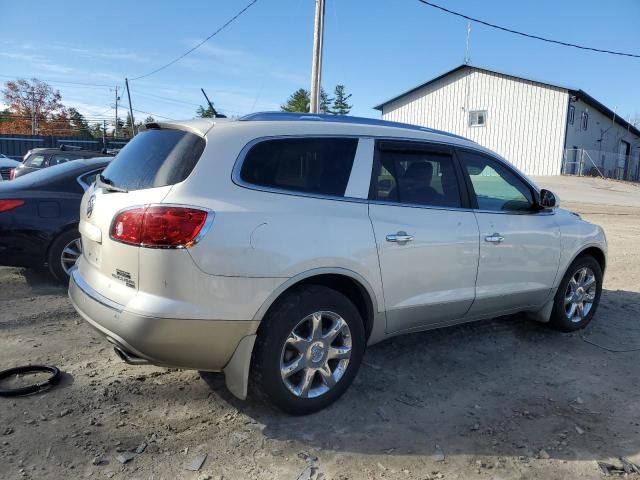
[464,22,472,65]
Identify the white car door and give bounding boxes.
[456,148,562,316]
[368,140,479,334]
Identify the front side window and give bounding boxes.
[459,150,533,212]
[239,138,358,197]
[469,110,487,127]
[371,143,462,208]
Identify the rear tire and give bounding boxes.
[548,255,602,332]
[48,230,82,285]
[251,285,365,415]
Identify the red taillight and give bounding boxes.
[9,169,16,180]
[110,206,209,248]
[0,199,25,213]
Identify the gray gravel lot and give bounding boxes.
[1,176,639,480]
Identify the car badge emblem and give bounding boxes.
[87,194,96,218]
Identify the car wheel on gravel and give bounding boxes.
[549,255,602,332]
[48,230,82,285]
[251,285,365,415]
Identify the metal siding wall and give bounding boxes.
[382,68,568,176]
[564,99,640,177]
[0,135,130,160]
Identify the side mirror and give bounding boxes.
[539,189,559,208]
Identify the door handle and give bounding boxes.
[386,231,414,244]
[484,233,504,243]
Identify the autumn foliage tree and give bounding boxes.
[0,78,91,136]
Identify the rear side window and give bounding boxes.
[239,138,358,197]
[101,129,205,191]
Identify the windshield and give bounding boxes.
[100,128,205,191]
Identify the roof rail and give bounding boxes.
[59,144,83,151]
[238,112,469,140]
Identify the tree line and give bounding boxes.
[194,85,353,118]
[0,78,149,138]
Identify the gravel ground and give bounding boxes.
[1,177,640,480]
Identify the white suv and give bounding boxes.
[69,113,606,414]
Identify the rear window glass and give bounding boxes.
[24,154,46,168]
[239,138,358,197]
[101,128,205,191]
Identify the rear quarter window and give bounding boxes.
[239,137,358,197]
[101,128,205,191]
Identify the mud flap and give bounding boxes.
[223,334,256,399]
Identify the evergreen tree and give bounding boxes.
[68,108,91,136]
[330,85,352,115]
[281,88,332,113]
[320,88,333,114]
[89,122,103,139]
[281,88,310,113]
[196,104,215,118]
[123,112,135,138]
[113,117,125,138]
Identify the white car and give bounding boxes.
[69,113,606,414]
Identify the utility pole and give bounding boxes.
[464,22,472,65]
[309,0,325,114]
[102,120,107,151]
[125,78,135,136]
[30,90,36,135]
[114,86,119,138]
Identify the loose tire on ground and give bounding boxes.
[548,254,603,332]
[251,284,365,415]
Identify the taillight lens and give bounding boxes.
[110,206,209,248]
[9,169,16,180]
[0,199,25,213]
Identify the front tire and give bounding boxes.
[549,255,602,332]
[48,230,82,285]
[252,285,365,415]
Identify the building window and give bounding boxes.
[469,110,487,127]
[581,112,589,131]
[568,105,575,125]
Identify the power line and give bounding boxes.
[416,0,640,59]
[129,0,259,81]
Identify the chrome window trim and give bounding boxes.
[76,168,105,191]
[231,134,549,215]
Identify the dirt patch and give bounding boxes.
[1,199,640,479]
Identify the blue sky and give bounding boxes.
[1,0,639,126]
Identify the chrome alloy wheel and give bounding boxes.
[564,266,597,322]
[60,238,82,275]
[280,311,352,398]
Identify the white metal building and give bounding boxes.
[374,64,640,179]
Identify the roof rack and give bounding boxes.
[238,112,469,140]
